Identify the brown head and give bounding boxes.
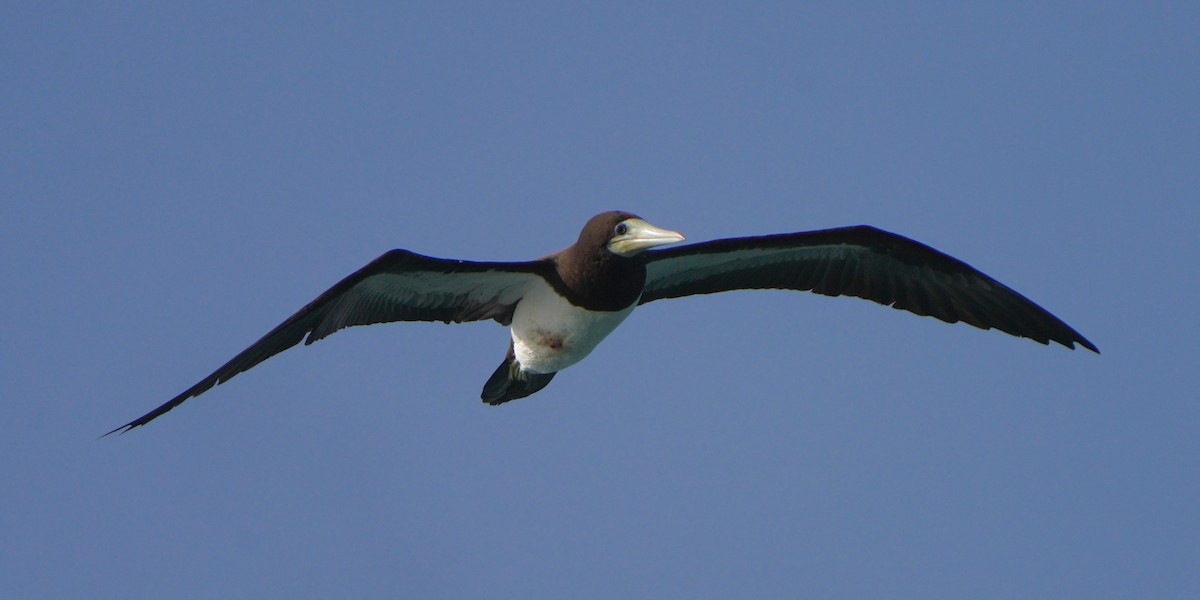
[554,211,685,310]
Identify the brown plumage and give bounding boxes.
[107,211,1095,435]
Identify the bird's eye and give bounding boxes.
[614,222,629,236]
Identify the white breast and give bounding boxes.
[510,280,637,374]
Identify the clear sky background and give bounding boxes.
[3,3,1196,598]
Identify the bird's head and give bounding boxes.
[579,211,685,258]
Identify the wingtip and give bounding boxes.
[100,417,149,439]
[99,423,134,439]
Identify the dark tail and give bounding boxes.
[481,343,556,405]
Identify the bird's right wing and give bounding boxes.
[640,226,1097,353]
[108,250,548,434]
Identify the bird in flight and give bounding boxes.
[108,211,1096,434]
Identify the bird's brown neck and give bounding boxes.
[553,248,646,311]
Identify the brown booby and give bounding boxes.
[107,211,1096,434]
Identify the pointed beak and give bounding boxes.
[608,218,686,256]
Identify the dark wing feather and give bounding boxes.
[641,226,1097,353]
[107,250,547,434]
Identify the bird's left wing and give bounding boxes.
[107,250,548,434]
[640,226,1097,352]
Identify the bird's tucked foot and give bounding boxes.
[481,348,556,405]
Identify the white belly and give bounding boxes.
[510,280,637,374]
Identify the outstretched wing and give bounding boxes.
[108,250,548,434]
[640,226,1097,352]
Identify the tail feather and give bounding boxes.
[481,343,556,405]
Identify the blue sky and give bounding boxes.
[3,2,1197,598]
